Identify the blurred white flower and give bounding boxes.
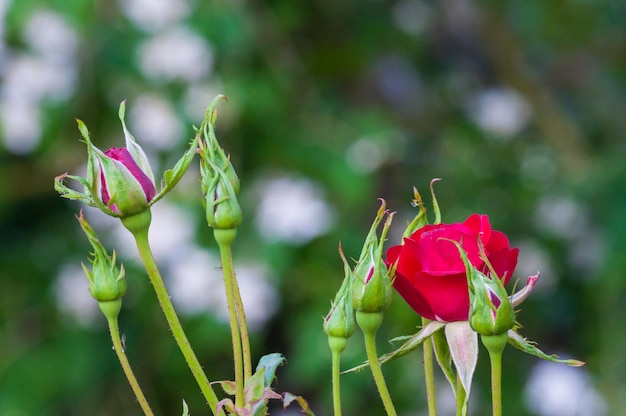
[54,263,100,327]
[253,175,336,245]
[168,246,278,330]
[129,94,184,150]
[513,239,557,296]
[535,195,587,241]
[345,137,389,174]
[119,0,190,32]
[23,9,78,62]
[0,100,42,154]
[392,0,432,36]
[0,9,77,154]
[466,88,532,138]
[138,26,214,82]
[525,361,607,416]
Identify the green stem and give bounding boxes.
[328,336,348,416]
[123,213,222,415]
[105,312,154,416]
[356,311,397,416]
[214,228,247,407]
[421,317,437,416]
[455,373,465,416]
[481,333,508,416]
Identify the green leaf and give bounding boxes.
[345,320,445,373]
[255,353,286,387]
[244,368,267,405]
[507,330,585,366]
[211,380,237,396]
[181,399,190,416]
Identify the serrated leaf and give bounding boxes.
[255,353,286,387]
[507,330,585,366]
[345,320,445,373]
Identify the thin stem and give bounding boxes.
[106,315,154,416]
[421,317,437,416]
[481,334,508,416]
[214,228,246,407]
[328,336,348,416]
[455,372,465,416]
[489,350,503,416]
[131,229,222,415]
[357,311,397,416]
[214,229,252,381]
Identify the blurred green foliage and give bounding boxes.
[1,0,625,415]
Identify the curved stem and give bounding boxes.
[106,315,154,416]
[214,228,246,407]
[357,311,397,416]
[130,228,222,415]
[328,336,347,416]
[421,317,437,416]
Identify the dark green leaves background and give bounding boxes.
[1,0,624,415]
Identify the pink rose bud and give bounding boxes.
[98,146,156,215]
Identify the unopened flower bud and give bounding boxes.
[77,213,127,311]
[450,239,515,335]
[198,95,243,230]
[351,201,394,313]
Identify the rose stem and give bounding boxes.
[356,311,397,416]
[481,333,508,416]
[421,317,438,416]
[122,212,223,415]
[214,228,252,408]
[328,336,347,416]
[103,307,154,416]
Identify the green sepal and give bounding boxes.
[403,186,428,238]
[153,136,199,204]
[118,100,156,185]
[430,178,442,225]
[181,400,190,416]
[507,330,585,367]
[345,320,445,373]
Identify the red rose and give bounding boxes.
[386,214,519,322]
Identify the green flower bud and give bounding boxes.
[324,248,355,339]
[77,212,127,305]
[351,200,394,313]
[449,238,515,336]
[198,95,243,230]
[467,267,515,336]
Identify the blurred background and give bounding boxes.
[1,0,624,415]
